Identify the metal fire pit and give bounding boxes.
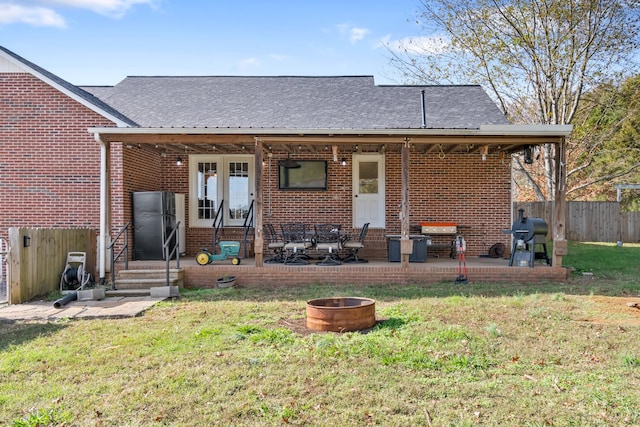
[505,209,550,267]
[306,297,376,332]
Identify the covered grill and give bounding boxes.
[506,209,551,267]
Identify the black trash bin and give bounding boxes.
[386,235,427,263]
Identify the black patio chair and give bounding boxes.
[314,224,342,266]
[281,223,313,265]
[342,223,370,263]
[263,223,285,263]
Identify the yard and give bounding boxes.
[1,242,639,426]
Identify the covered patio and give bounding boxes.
[91,126,572,288]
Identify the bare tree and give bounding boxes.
[388,0,640,200]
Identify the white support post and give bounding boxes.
[95,134,108,286]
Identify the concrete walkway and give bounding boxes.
[0,296,167,323]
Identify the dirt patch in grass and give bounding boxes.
[278,317,387,336]
[581,295,640,326]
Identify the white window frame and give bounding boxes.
[188,154,254,228]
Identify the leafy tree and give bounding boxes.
[388,0,640,200]
[570,75,640,206]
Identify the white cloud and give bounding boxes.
[335,23,371,44]
[380,34,452,55]
[238,57,260,72]
[349,27,369,44]
[43,0,159,17]
[0,4,66,27]
[0,0,157,26]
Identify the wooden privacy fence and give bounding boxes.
[514,202,640,243]
[8,228,96,304]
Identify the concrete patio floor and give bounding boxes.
[0,295,168,323]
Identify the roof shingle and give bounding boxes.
[82,75,509,129]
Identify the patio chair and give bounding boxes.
[342,223,370,263]
[314,224,342,266]
[281,223,313,265]
[263,223,285,263]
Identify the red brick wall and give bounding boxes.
[0,73,114,239]
[140,148,512,258]
[386,149,512,256]
[249,148,512,258]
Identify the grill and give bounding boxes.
[506,209,551,267]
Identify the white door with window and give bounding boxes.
[352,154,385,228]
[189,155,254,227]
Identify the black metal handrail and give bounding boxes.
[242,200,255,258]
[163,221,181,287]
[107,222,130,289]
[212,199,224,250]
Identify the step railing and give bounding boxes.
[163,221,181,287]
[211,199,224,250]
[108,222,130,289]
[242,199,255,258]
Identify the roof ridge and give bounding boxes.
[121,75,375,79]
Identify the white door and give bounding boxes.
[352,154,385,228]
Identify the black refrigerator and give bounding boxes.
[132,191,176,260]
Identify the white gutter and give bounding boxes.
[88,124,573,138]
[94,133,108,285]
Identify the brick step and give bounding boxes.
[114,277,180,290]
[106,288,152,297]
[117,269,183,280]
[115,269,184,290]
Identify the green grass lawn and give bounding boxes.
[1,242,639,426]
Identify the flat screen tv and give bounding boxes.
[278,160,328,190]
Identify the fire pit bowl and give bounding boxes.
[306,297,376,332]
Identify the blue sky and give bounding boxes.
[0,0,429,86]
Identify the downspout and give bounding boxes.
[420,90,427,128]
[94,133,108,286]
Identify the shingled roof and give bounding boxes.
[82,76,510,130]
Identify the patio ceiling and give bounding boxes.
[90,125,572,157]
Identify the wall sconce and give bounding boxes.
[23,235,31,248]
[341,157,347,166]
[523,146,533,164]
[176,156,183,166]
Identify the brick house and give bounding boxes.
[0,45,572,287]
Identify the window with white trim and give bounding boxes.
[189,155,254,227]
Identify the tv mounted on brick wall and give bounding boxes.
[278,160,328,190]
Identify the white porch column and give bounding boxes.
[95,134,108,285]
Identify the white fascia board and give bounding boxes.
[88,124,573,137]
[480,124,573,136]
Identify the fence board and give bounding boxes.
[514,202,640,243]
[8,228,96,304]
